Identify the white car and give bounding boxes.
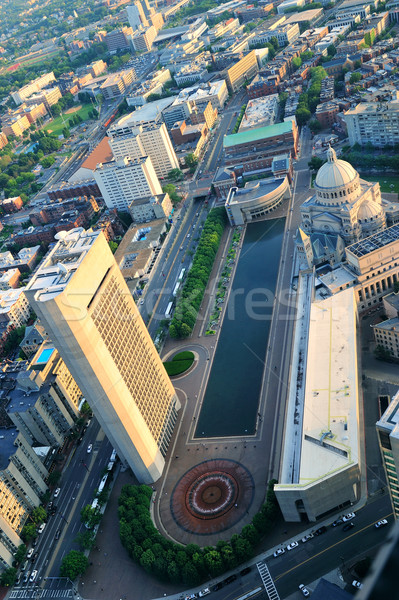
[375,519,388,528]
[273,548,285,557]
[139,299,144,305]
[29,570,38,583]
[301,534,314,543]
[38,523,46,534]
[352,580,363,589]
[54,487,61,498]
[199,589,210,597]
[26,548,34,559]
[299,584,310,597]
[342,512,355,522]
[87,444,93,453]
[287,541,299,551]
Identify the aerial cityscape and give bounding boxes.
[0,0,398,599]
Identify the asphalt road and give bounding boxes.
[13,419,113,598]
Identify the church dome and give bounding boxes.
[357,200,383,221]
[315,146,358,190]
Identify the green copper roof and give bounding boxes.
[223,121,293,148]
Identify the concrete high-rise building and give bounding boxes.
[376,390,399,519]
[108,122,179,178]
[94,155,162,211]
[131,25,157,52]
[26,229,180,483]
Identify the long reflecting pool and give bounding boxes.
[195,218,285,438]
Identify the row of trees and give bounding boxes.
[118,480,280,586]
[232,105,247,134]
[169,208,227,338]
[295,66,328,126]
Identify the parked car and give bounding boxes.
[343,512,355,522]
[32,553,38,563]
[352,580,363,589]
[38,522,46,534]
[199,589,210,597]
[212,583,223,592]
[87,444,93,453]
[287,541,299,551]
[332,519,343,527]
[26,548,34,559]
[375,519,388,528]
[240,567,251,576]
[273,548,285,557]
[299,584,310,597]
[23,571,30,584]
[343,522,355,531]
[223,575,237,585]
[301,534,314,543]
[315,526,327,536]
[53,488,61,498]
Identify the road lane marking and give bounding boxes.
[274,513,393,581]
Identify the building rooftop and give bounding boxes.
[111,96,176,129]
[377,389,399,433]
[285,8,323,23]
[227,178,285,205]
[223,120,293,148]
[373,316,399,332]
[346,223,399,258]
[26,228,100,302]
[300,289,358,482]
[80,137,112,171]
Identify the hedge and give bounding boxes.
[163,351,195,376]
[118,479,279,586]
[169,207,227,339]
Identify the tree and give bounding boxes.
[350,72,362,84]
[269,36,279,50]
[295,107,311,125]
[309,118,322,134]
[292,57,302,70]
[375,344,392,361]
[48,470,61,486]
[308,156,324,171]
[62,127,70,139]
[75,530,96,550]
[32,506,47,524]
[14,544,27,565]
[80,504,102,528]
[108,241,118,254]
[185,152,198,173]
[21,523,37,542]
[60,550,89,580]
[51,104,61,117]
[167,168,184,182]
[327,44,337,57]
[40,156,56,169]
[0,567,17,587]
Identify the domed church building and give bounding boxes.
[297,146,399,268]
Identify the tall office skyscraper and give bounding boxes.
[109,122,180,179]
[26,229,181,483]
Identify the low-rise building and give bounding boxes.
[1,196,23,213]
[225,176,291,226]
[277,0,306,13]
[212,167,236,200]
[20,321,48,358]
[2,114,30,138]
[24,86,62,110]
[11,72,56,106]
[0,288,30,328]
[129,193,173,223]
[100,69,136,100]
[0,269,20,290]
[223,120,298,173]
[239,95,279,132]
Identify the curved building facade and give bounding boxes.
[225,176,290,226]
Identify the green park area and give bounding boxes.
[163,351,194,376]
[44,103,94,137]
[366,175,399,195]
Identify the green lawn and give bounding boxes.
[163,351,194,376]
[44,104,94,137]
[366,175,399,194]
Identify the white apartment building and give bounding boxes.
[11,72,56,106]
[345,102,399,147]
[94,156,162,212]
[0,289,30,328]
[108,122,179,178]
[376,390,399,519]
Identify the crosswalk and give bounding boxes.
[10,589,73,599]
[256,562,280,600]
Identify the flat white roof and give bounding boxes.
[299,288,359,483]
